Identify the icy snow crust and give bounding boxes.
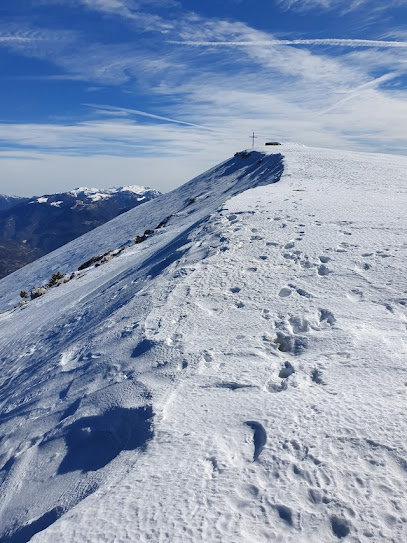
[0,145,406,542]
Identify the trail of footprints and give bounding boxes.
[225,213,338,394]
[205,212,339,447]
[281,244,332,276]
[207,211,406,540]
[264,308,335,394]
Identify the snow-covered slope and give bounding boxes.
[0,153,281,309]
[0,145,406,543]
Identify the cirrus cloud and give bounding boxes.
[276,0,405,13]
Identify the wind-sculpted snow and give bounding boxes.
[2,404,152,543]
[0,145,407,542]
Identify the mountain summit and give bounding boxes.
[0,145,406,543]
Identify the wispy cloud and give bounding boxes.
[0,116,220,157]
[277,0,404,13]
[169,38,407,49]
[0,31,165,85]
[39,0,144,18]
[0,30,48,42]
[318,72,401,115]
[84,103,217,130]
[0,37,36,42]
[66,0,179,15]
[38,0,177,32]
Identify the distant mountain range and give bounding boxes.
[0,194,30,212]
[0,186,160,278]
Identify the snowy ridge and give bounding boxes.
[0,145,406,543]
[68,185,157,201]
[28,186,158,205]
[0,151,282,309]
[0,194,29,211]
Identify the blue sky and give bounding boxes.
[1,0,407,195]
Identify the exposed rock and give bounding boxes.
[30,287,48,300]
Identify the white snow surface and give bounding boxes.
[0,144,406,543]
[68,185,156,201]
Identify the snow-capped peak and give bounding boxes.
[68,185,157,201]
[121,185,154,194]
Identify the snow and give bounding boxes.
[68,185,156,202]
[35,197,48,204]
[69,187,101,196]
[0,144,406,543]
[50,201,63,207]
[121,185,154,194]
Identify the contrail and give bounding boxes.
[0,37,37,42]
[0,31,47,42]
[319,72,400,115]
[83,103,216,131]
[169,38,407,49]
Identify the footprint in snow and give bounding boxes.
[284,283,312,298]
[262,309,272,320]
[202,351,213,367]
[296,287,312,298]
[279,287,292,298]
[289,316,310,333]
[273,332,307,356]
[300,259,314,269]
[279,361,295,379]
[275,505,294,527]
[346,289,363,302]
[311,368,325,385]
[317,264,330,276]
[331,516,351,539]
[131,339,155,357]
[318,309,336,327]
[121,322,138,338]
